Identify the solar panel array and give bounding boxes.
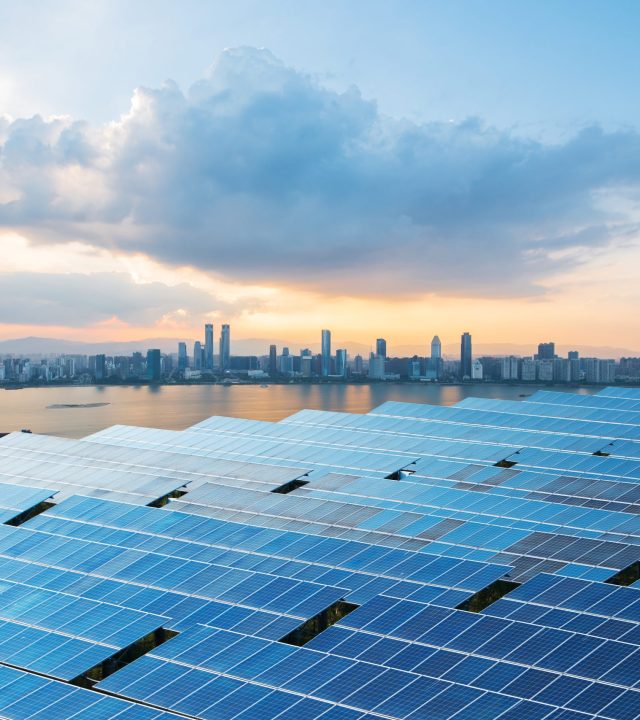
[0,386,640,719]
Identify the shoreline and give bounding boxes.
[2,379,638,391]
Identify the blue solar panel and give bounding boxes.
[2,388,640,719]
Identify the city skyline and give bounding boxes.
[2,323,638,386]
[1,3,640,348]
[2,328,640,361]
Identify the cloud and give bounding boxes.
[1,47,640,298]
[0,272,226,326]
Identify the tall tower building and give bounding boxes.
[460,332,472,379]
[178,342,188,371]
[95,354,106,381]
[430,335,443,379]
[335,349,347,377]
[193,341,202,370]
[321,329,331,377]
[204,323,214,370]
[376,338,387,359]
[146,349,161,382]
[268,345,277,375]
[219,324,231,371]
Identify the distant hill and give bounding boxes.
[0,336,374,357]
[441,342,640,360]
[1,336,638,359]
[0,336,184,355]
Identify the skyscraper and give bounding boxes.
[146,349,161,382]
[204,323,214,370]
[300,355,312,377]
[335,349,347,377]
[368,353,385,379]
[430,335,443,379]
[193,341,202,370]
[95,354,106,381]
[279,347,293,375]
[376,338,387,358]
[178,342,188,371]
[220,324,230,372]
[321,329,331,377]
[431,335,442,360]
[268,345,277,375]
[460,332,472,379]
[131,352,144,378]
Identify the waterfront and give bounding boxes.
[0,383,600,439]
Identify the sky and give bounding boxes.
[1,0,639,355]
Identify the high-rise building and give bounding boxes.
[114,356,129,380]
[537,342,556,360]
[460,332,472,379]
[219,324,230,371]
[584,358,599,383]
[553,357,571,383]
[599,359,616,383]
[376,338,387,359]
[501,356,519,381]
[193,341,202,371]
[321,329,331,377]
[204,324,214,370]
[568,350,579,360]
[569,357,581,382]
[146,349,161,382]
[95,354,106,381]
[131,352,144,378]
[335,349,347,377]
[353,354,363,374]
[538,359,554,381]
[178,342,188,371]
[64,357,75,378]
[300,355,312,377]
[268,345,277,375]
[521,358,536,381]
[368,353,385,380]
[429,335,443,379]
[279,347,293,375]
[471,359,483,380]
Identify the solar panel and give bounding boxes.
[0,481,55,524]
[2,387,640,719]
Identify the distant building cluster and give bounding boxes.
[1,328,639,386]
[476,342,620,385]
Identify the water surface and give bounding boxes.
[0,383,598,439]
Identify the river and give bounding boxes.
[0,383,599,439]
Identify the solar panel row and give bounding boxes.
[0,386,638,719]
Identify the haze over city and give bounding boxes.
[1,1,639,350]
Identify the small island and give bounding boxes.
[46,403,110,409]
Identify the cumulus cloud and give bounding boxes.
[1,47,640,297]
[0,272,226,326]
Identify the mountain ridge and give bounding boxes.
[1,336,638,359]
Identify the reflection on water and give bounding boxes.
[0,383,599,439]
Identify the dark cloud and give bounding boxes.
[0,272,223,326]
[1,47,640,297]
